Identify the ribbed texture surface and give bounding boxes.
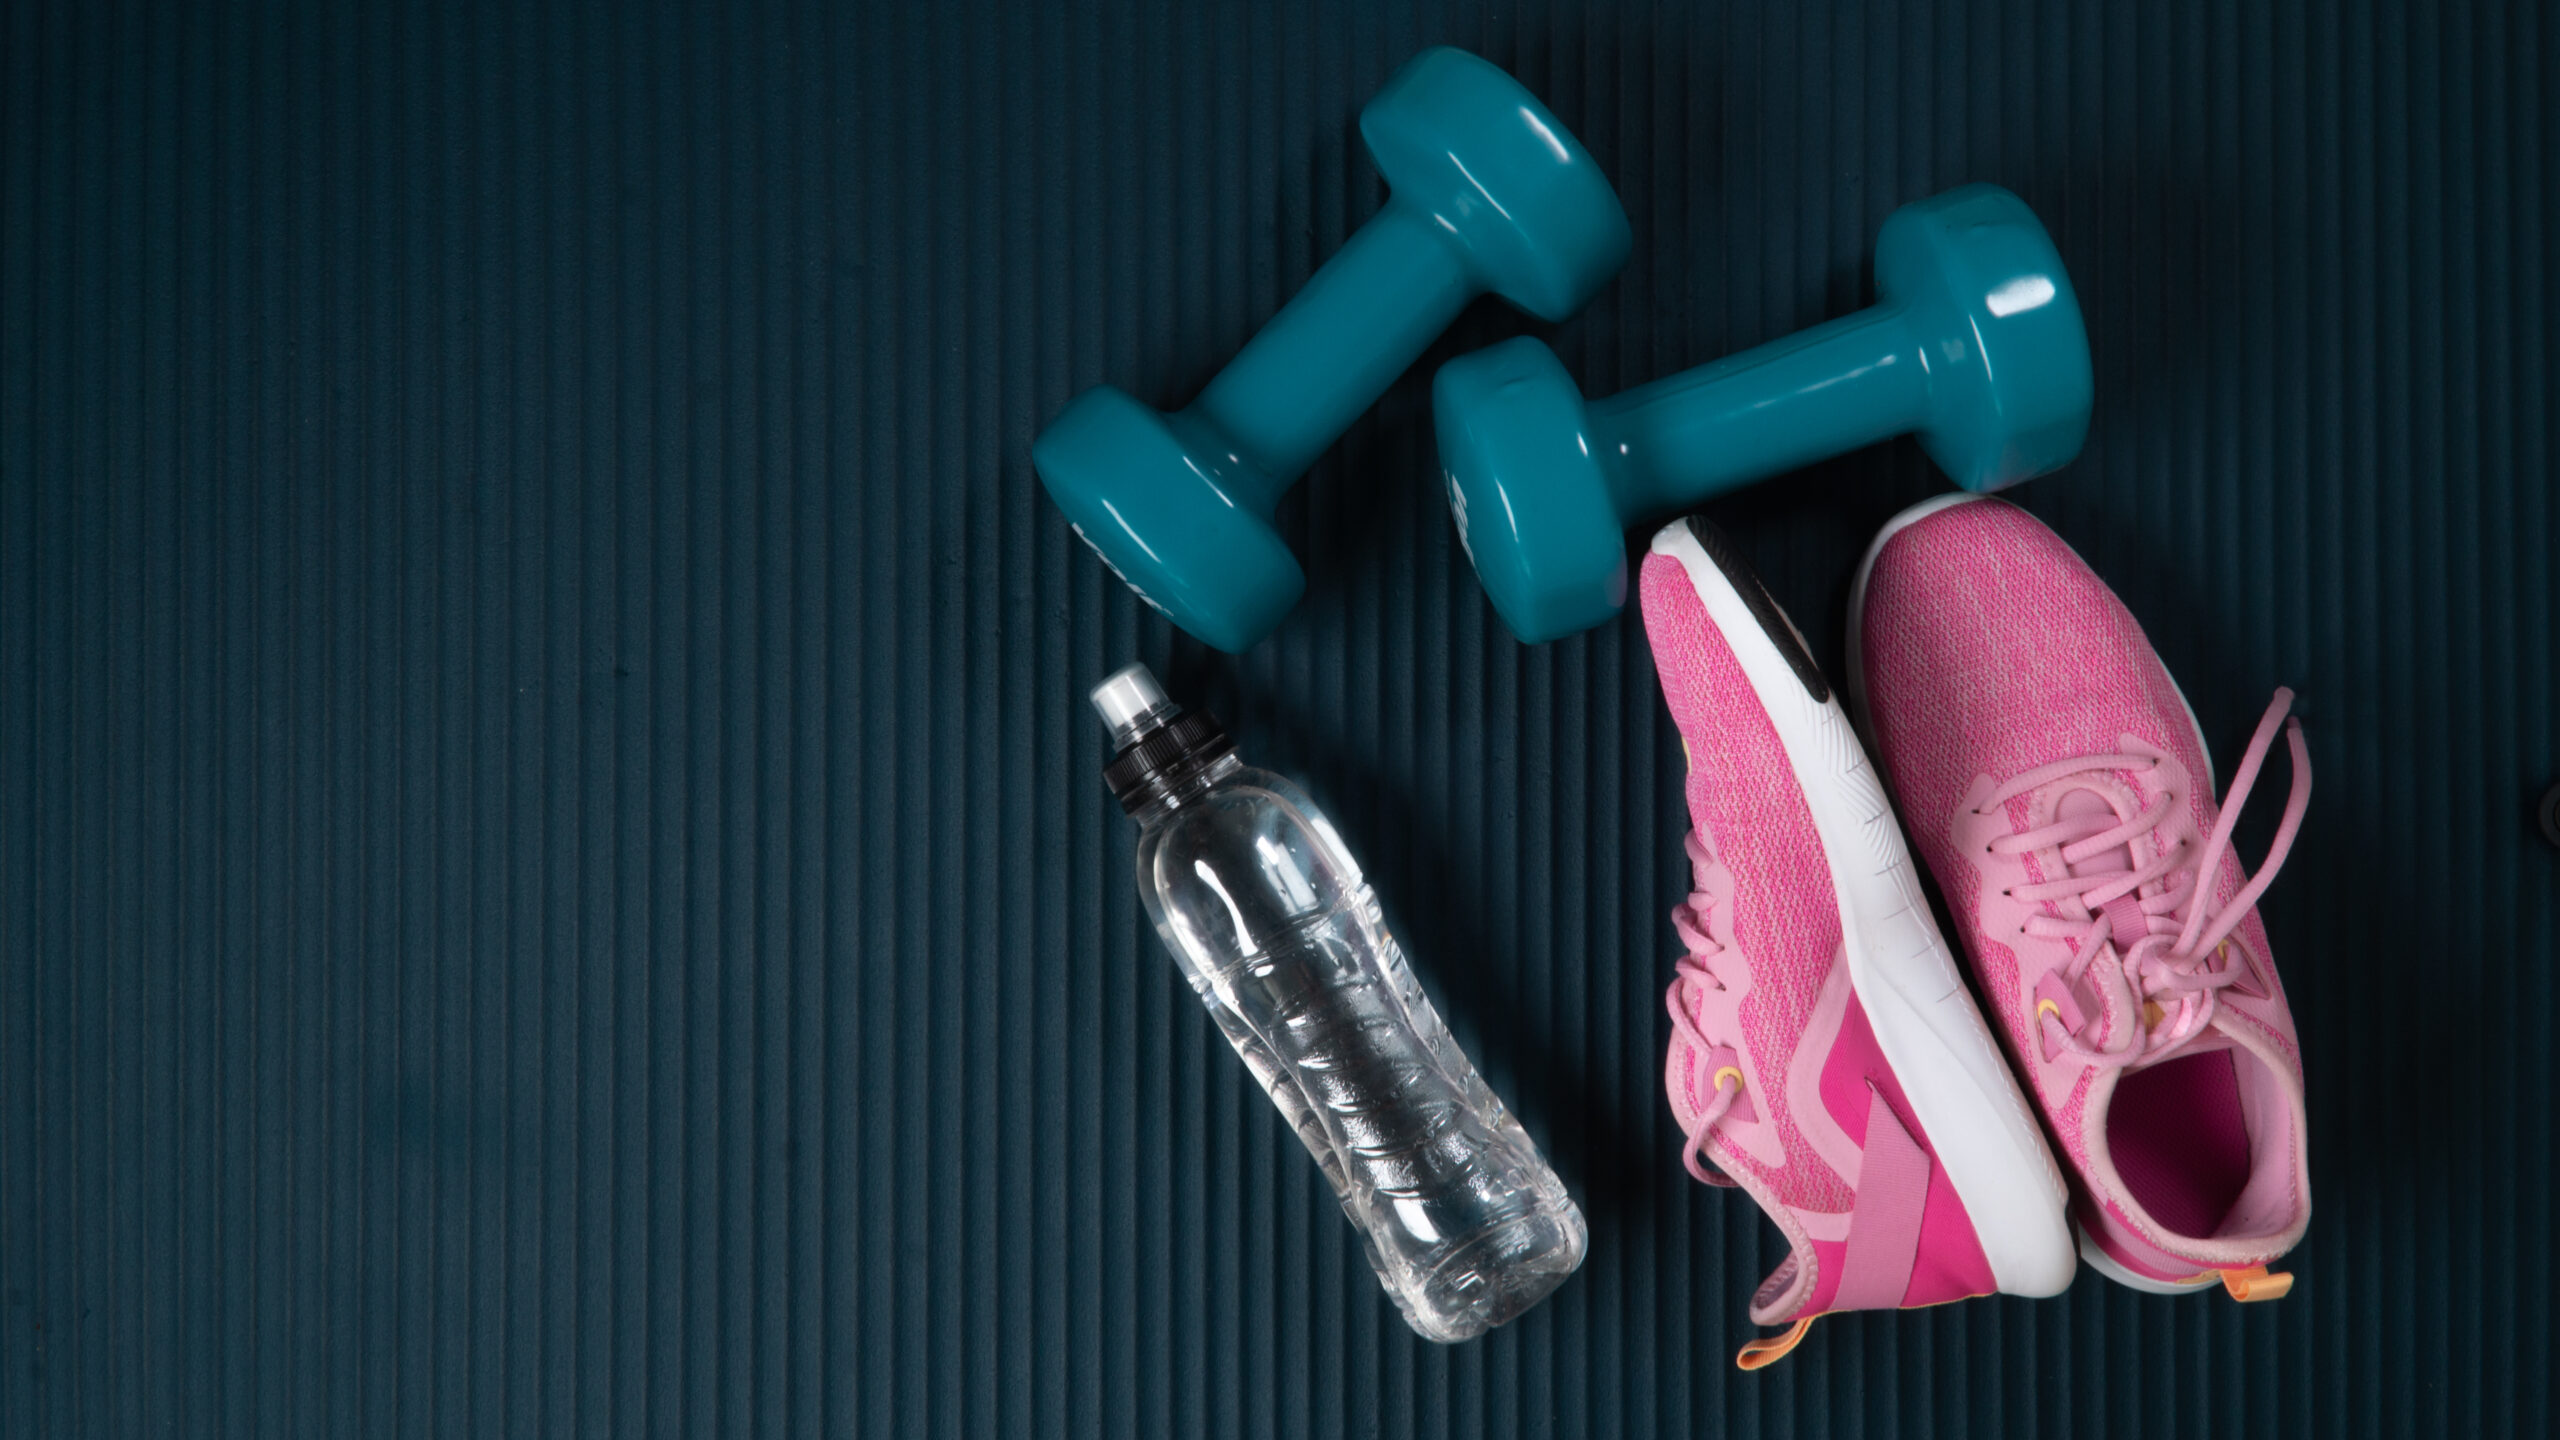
[3,1,2552,1435]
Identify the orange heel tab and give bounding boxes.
[1735,1316,1817,1370]
[2220,1266,2293,1302]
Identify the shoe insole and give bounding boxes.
[2108,1050,2251,1240]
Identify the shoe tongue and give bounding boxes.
[2053,785,2150,947]
[2047,784,2163,1056]
[2055,787,2135,881]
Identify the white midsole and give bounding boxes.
[1653,522,2076,1300]
[2077,1226,2219,1294]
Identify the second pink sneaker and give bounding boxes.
[1849,495,2313,1300]
[1642,517,2075,1368]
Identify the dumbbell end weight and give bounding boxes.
[1360,48,1633,322]
[1432,337,1634,644]
[1033,386,1306,654]
[1875,184,2092,493]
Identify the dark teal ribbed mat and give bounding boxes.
[4,2,2552,1435]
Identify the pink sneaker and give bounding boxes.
[1848,495,2313,1301]
[1641,517,2075,1369]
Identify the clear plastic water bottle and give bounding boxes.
[1091,663,1587,1342]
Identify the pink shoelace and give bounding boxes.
[1664,831,1749,1186]
[1982,688,2312,1068]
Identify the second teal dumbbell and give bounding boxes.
[1434,184,2092,643]
[1034,46,1630,654]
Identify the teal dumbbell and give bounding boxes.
[1434,183,2092,643]
[1033,46,1630,653]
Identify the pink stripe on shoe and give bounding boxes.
[1830,1086,1933,1312]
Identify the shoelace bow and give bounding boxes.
[1983,687,2311,1068]
[1665,831,1747,1185]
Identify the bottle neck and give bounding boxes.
[1127,749,1243,827]
[1103,708,1240,818]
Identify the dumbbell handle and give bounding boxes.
[1184,202,1473,506]
[1586,303,1933,515]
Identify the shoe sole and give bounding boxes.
[1842,492,2223,1295]
[2077,1228,2220,1293]
[1652,517,2077,1300]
